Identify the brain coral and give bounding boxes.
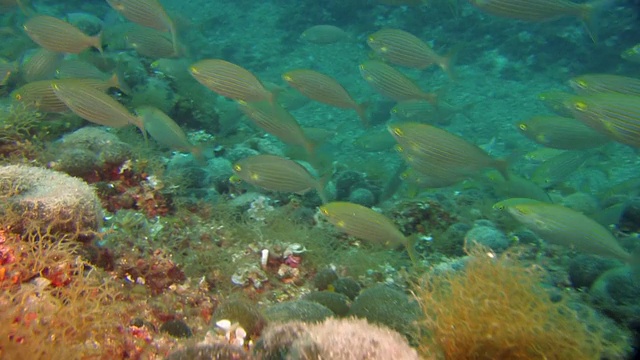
[0,165,103,239]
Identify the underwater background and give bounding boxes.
[0,0,640,359]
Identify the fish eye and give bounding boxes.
[359,64,365,71]
[320,207,329,215]
[233,164,242,172]
[518,123,527,131]
[573,101,588,112]
[494,204,504,210]
[14,94,21,100]
[282,74,292,81]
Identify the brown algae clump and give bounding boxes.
[415,246,631,359]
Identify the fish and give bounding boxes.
[378,0,426,5]
[0,0,31,14]
[388,122,509,181]
[467,0,612,42]
[399,166,465,189]
[566,93,640,148]
[504,201,631,261]
[301,127,336,145]
[189,59,273,103]
[0,58,17,86]
[531,150,591,188]
[359,60,438,104]
[12,76,124,112]
[13,80,70,112]
[56,59,131,94]
[126,26,179,58]
[391,99,476,124]
[621,43,640,64]
[282,69,368,126]
[523,148,566,163]
[238,100,315,154]
[277,88,311,111]
[56,59,109,80]
[538,91,576,117]
[353,128,397,152]
[319,201,407,247]
[300,25,348,44]
[21,48,64,82]
[486,171,552,203]
[516,115,610,150]
[366,28,454,78]
[232,154,327,203]
[391,100,434,121]
[52,81,144,132]
[136,106,199,156]
[106,0,177,55]
[23,15,102,54]
[569,74,640,97]
[379,163,408,203]
[492,197,546,211]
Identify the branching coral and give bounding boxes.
[415,246,631,360]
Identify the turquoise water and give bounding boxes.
[0,0,639,359]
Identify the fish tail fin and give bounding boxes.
[355,101,369,128]
[315,171,332,204]
[494,159,510,181]
[422,92,439,106]
[581,0,615,43]
[104,72,119,90]
[191,146,206,164]
[16,0,34,16]
[136,115,148,145]
[405,234,420,266]
[169,22,180,57]
[92,32,103,55]
[302,135,317,157]
[440,44,463,80]
[268,87,284,106]
[111,69,131,95]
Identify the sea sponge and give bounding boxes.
[49,127,132,178]
[0,165,103,239]
[415,246,631,359]
[348,284,422,340]
[255,318,421,360]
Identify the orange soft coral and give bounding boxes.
[415,246,629,360]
